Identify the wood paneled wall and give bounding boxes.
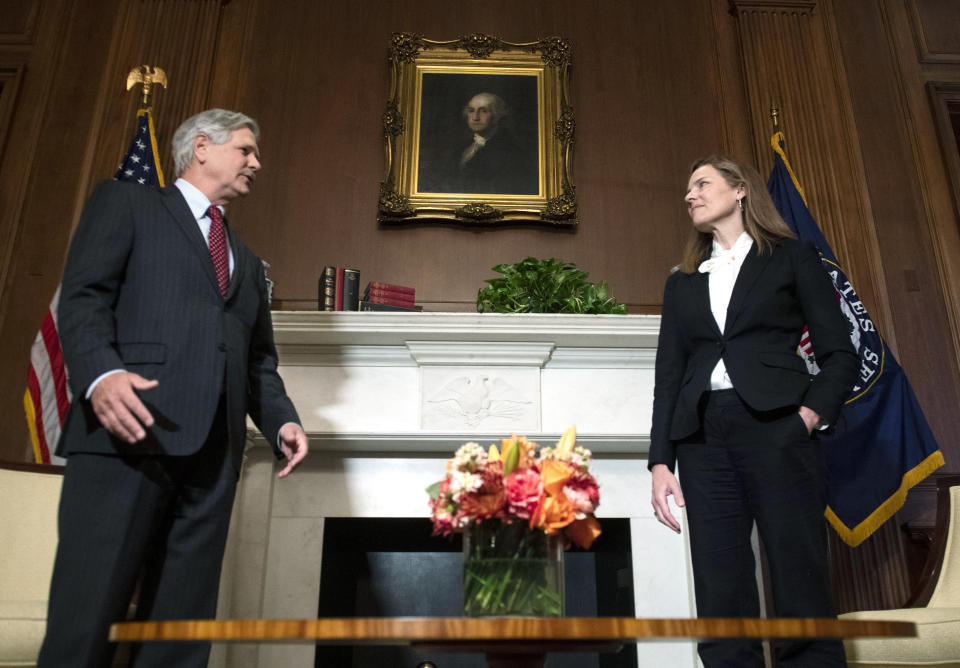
[0,0,959,608]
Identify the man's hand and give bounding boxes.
[277,423,308,478]
[651,463,685,534]
[90,372,158,443]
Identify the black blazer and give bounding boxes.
[648,238,858,472]
[56,180,299,469]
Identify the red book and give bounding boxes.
[364,286,415,304]
[365,281,414,296]
[367,294,416,308]
[334,267,345,311]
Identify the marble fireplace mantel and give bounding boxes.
[264,311,662,453]
[213,311,700,668]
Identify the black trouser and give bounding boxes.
[38,400,236,668]
[677,389,846,668]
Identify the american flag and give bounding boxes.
[24,109,165,463]
[114,109,165,187]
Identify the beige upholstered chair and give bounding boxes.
[841,475,960,667]
[0,462,63,668]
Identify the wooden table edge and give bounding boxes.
[109,617,917,644]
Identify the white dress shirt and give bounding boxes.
[699,231,754,391]
[175,177,235,277]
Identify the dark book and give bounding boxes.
[359,300,419,312]
[342,269,360,311]
[364,281,415,296]
[363,286,416,304]
[334,267,345,311]
[319,266,336,311]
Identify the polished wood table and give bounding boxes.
[110,616,916,668]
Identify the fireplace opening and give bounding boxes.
[316,517,637,667]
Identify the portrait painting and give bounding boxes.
[416,73,540,196]
[378,33,577,226]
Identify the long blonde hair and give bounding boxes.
[677,155,794,274]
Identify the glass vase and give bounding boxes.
[462,518,564,617]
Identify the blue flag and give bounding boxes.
[767,131,943,547]
[114,108,165,188]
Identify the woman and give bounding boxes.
[649,155,858,667]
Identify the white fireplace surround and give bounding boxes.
[211,312,701,668]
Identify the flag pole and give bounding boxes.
[116,66,168,188]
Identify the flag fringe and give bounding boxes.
[825,449,946,547]
[770,131,808,206]
[23,388,46,464]
[139,108,166,188]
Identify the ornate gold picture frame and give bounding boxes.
[378,33,576,226]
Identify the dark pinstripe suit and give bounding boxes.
[38,180,300,667]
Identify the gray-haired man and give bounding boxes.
[38,109,307,668]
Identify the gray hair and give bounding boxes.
[463,92,508,125]
[171,109,260,177]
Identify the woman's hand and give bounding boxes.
[798,405,821,435]
[651,464,685,533]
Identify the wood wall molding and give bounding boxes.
[730,0,817,10]
[0,0,73,337]
[0,64,25,167]
[926,81,960,226]
[708,1,755,157]
[874,0,960,411]
[905,0,960,65]
[729,0,896,345]
[924,80,960,348]
[208,0,259,111]
[78,0,227,214]
[0,0,39,45]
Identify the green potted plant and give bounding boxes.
[476,257,628,314]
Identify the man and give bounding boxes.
[37,109,308,668]
[422,92,538,195]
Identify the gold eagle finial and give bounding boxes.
[125,65,167,107]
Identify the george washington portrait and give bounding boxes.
[416,73,540,196]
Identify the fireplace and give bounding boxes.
[209,312,699,668]
[313,518,636,667]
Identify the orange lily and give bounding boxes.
[565,515,602,549]
[529,459,576,533]
[502,435,537,471]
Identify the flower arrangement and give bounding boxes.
[427,426,601,616]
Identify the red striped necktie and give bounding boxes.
[206,205,229,298]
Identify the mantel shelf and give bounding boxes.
[271,311,662,348]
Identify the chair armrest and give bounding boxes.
[0,460,65,475]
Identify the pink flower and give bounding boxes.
[431,507,455,536]
[504,468,543,519]
[563,473,600,519]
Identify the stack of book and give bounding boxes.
[319,266,361,311]
[360,282,417,311]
